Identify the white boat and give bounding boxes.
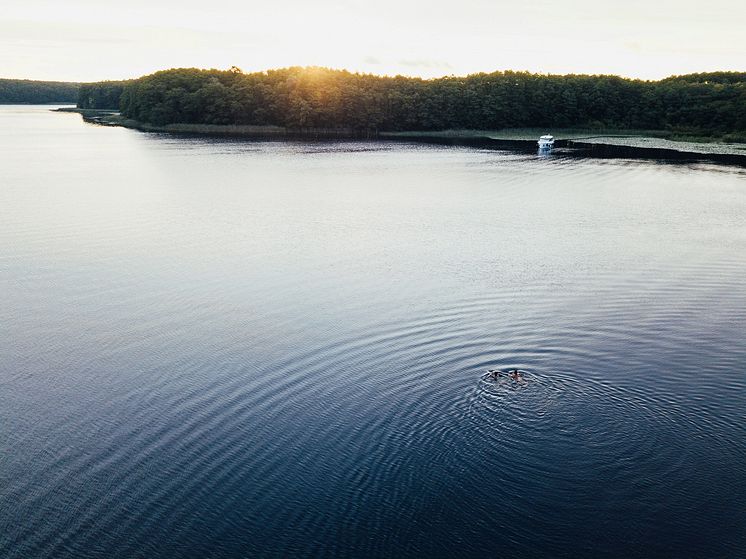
[538,134,555,149]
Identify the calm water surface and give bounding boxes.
[1,106,745,558]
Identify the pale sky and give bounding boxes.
[2,0,745,82]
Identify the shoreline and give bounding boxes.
[55,108,746,167]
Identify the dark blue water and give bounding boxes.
[2,106,745,558]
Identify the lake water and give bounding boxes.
[2,105,745,558]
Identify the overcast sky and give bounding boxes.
[2,0,745,82]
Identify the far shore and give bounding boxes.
[54,107,746,167]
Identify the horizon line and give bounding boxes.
[4,65,746,85]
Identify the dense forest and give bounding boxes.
[0,79,79,104]
[80,67,746,136]
[78,81,130,110]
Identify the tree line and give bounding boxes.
[75,67,746,136]
[78,81,130,110]
[0,79,79,104]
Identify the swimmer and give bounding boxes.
[510,369,522,381]
[488,369,500,380]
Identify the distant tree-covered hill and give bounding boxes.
[80,67,746,136]
[662,72,746,85]
[0,79,80,103]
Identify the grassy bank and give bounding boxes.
[381,128,746,144]
[56,108,364,138]
[55,108,746,164]
[57,108,746,145]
